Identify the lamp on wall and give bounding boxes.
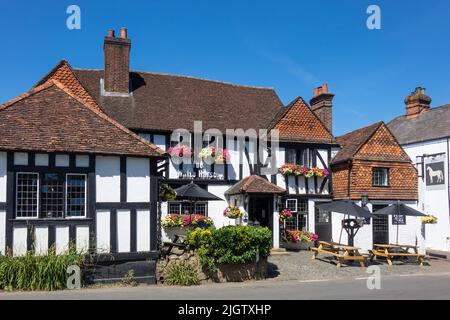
[361,194,369,207]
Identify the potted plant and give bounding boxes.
[421,215,438,224]
[162,214,214,239]
[282,230,318,251]
[223,206,245,219]
[159,184,177,202]
[279,208,293,222]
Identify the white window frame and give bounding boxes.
[286,199,298,213]
[65,173,87,219]
[16,172,39,220]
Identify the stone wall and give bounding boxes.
[156,247,268,284]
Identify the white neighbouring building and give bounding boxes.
[388,87,450,253]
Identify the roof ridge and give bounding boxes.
[337,121,383,140]
[0,81,54,111]
[73,68,275,91]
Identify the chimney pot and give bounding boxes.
[120,28,128,39]
[108,29,115,38]
[322,83,329,94]
[313,87,320,97]
[405,87,431,119]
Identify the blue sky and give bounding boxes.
[0,0,449,135]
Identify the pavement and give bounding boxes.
[1,251,450,300]
[2,273,450,300]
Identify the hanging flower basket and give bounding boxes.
[279,208,293,222]
[168,145,193,158]
[199,147,231,164]
[223,206,245,219]
[421,215,438,224]
[162,214,214,229]
[159,184,177,202]
[279,164,329,178]
[282,230,318,251]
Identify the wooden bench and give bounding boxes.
[312,241,367,268]
[370,244,426,266]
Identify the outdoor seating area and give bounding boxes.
[311,241,367,268]
[370,244,426,266]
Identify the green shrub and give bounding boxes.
[164,261,199,286]
[0,246,84,291]
[187,225,272,272]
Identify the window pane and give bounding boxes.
[168,202,181,215]
[195,203,207,216]
[373,168,389,186]
[286,199,297,212]
[41,173,64,218]
[286,149,297,164]
[66,174,86,217]
[138,133,152,142]
[16,173,39,218]
[300,149,311,167]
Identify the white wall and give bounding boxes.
[96,156,121,203]
[0,210,5,255]
[76,226,90,254]
[55,226,69,254]
[0,152,6,203]
[136,210,151,252]
[117,210,131,253]
[34,227,48,255]
[13,226,27,256]
[403,138,450,251]
[96,210,111,253]
[207,185,232,228]
[126,157,150,202]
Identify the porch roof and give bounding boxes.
[225,175,286,196]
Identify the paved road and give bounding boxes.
[2,273,450,300]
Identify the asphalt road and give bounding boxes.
[2,273,450,300]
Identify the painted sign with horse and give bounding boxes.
[425,155,446,190]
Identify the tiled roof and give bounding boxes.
[0,80,165,157]
[35,60,102,112]
[269,97,334,144]
[388,104,450,145]
[332,122,382,164]
[71,68,285,132]
[225,175,286,196]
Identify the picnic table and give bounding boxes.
[311,241,367,268]
[370,244,425,266]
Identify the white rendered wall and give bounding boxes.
[34,227,48,255]
[76,226,90,254]
[0,152,7,202]
[136,210,151,252]
[55,226,69,254]
[117,210,131,253]
[13,226,27,256]
[126,157,150,203]
[0,210,5,255]
[207,185,231,228]
[96,156,121,203]
[402,138,450,252]
[96,210,111,253]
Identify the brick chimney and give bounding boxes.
[310,83,334,133]
[405,87,431,119]
[104,28,131,94]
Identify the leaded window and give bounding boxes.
[66,174,87,217]
[41,173,64,218]
[16,173,39,218]
[373,168,389,187]
[284,199,308,231]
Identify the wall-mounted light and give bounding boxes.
[361,194,369,207]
